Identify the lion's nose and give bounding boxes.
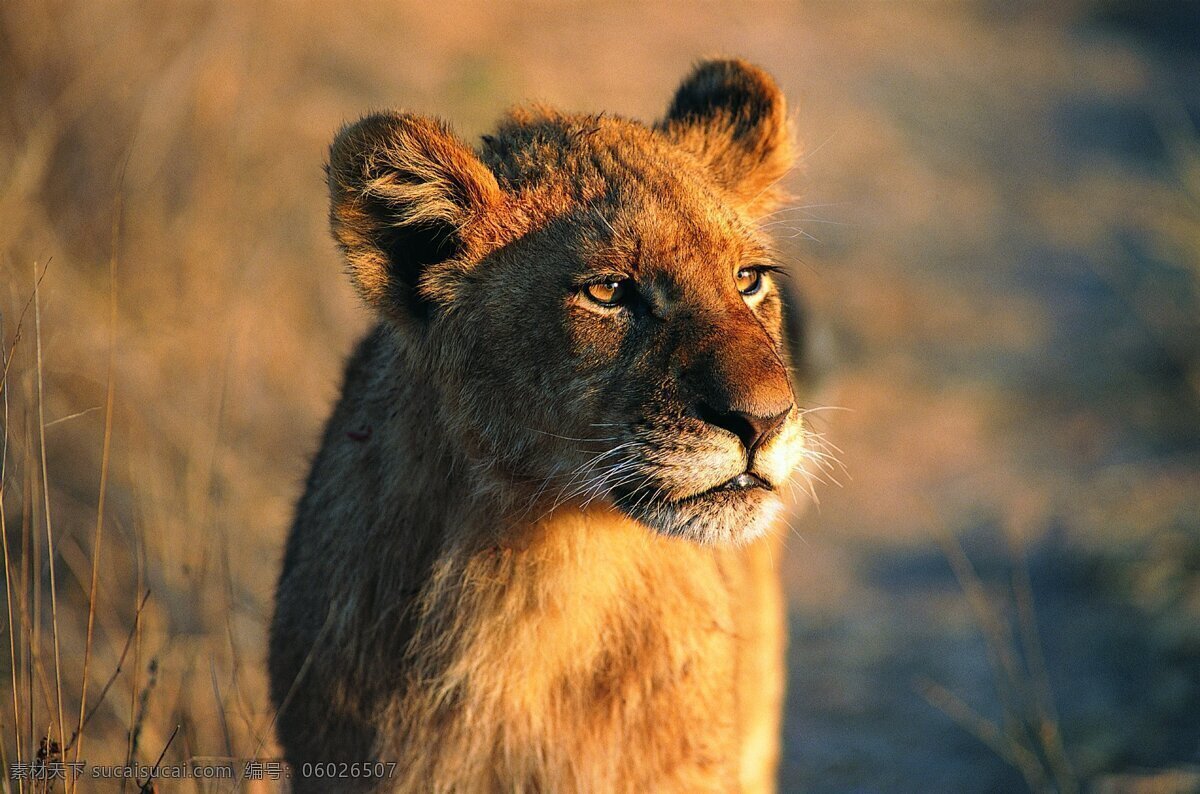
[696,402,791,455]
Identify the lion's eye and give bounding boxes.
[583,280,629,307]
[736,267,764,296]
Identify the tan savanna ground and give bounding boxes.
[2,2,1198,791]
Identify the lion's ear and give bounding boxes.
[658,59,796,217]
[328,112,503,324]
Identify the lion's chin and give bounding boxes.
[616,486,784,547]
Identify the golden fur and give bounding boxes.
[269,59,807,792]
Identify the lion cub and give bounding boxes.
[270,59,808,793]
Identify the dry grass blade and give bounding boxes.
[0,261,50,392]
[1,268,52,782]
[1007,529,1077,794]
[937,533,1034,742]
[128,655,160,780]
[123,545,145,794]
[926,531,1079,794]
[1,315,24,783]
[31,262,67,771]
[232,608,337,793]
[209,660,234,760]
[137,723,179,794]
[66,590,150,752]
[75,170,124,770]
[916,677,1049,792]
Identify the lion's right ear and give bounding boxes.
[658,59,796,218]
[327,112,503,324]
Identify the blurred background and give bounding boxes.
[2,1,1198,791]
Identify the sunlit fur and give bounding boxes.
[270,59,808,792]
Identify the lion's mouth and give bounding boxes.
[608,468,777,517]
[608,466,783,545]
[674,471,773,504]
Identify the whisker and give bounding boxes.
[525,427,619,443]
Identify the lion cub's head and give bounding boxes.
[328,59,807,545]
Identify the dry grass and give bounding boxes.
[1,2,372,786]
[918,529,1078,794]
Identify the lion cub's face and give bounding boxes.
[328,60,806,545]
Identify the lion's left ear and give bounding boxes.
[658,59,796,217]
